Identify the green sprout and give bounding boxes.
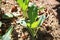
[19,5,46,40]
[16,0,46,40]
[17,0,29,18]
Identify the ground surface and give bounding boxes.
[0,0,60,40]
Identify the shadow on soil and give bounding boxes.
[12,29,18,40]
[53,0,60,24]
[36,30,53,40]
[56,0,60,2]
[22,28,54,40]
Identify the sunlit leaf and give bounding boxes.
[17,0,29,18]
[31,21,39,28]
[17,0,23,8]
[31,14,46,28]
[17,0,29,11]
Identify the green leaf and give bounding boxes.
[28,5,38,23]
[31,14,46,28]
[2,13,13,19]
[23,0,29,5]
[31,21,39,28]
[2,26,13,40]
[17,0,29,11]
[27,23,30,27]
[17,0,29,18]
[0,21,2,27]
[17,0,23,8]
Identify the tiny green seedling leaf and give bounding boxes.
[17,0,29,18]
[2,13,13,19]
[2,26,13,40]
[17,0,29,11]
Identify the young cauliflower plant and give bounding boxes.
[17,0,46,39]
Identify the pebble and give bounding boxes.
[24,32,29,36]
[18,34,21,38]
[11,5,17,12]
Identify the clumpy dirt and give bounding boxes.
[0,0,60,40]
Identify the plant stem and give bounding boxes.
[27,27,36,40]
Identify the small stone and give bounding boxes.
[11,5,17,12]
[18,35,20,38]
[21,33,28,39]
[38,11,44,15]
[24,32,29,36]
[16,30,19,33]
[12,12,20,17]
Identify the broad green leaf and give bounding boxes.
[31,14,46,28]
[23,3,27,11]
[0,21,2,27]
[28,5,38,23]
[2,13,13,19]
[2,26,13,40]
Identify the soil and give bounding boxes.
[0,0,60,40]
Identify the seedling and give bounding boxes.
[2,13,13,19]
[16,0,46,39]
[27,5,45,40]
[17,0,29,18]
[18,5,46,40]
